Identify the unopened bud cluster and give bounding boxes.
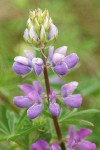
[23,8,58,47]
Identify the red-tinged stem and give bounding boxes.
[41,47,66,150]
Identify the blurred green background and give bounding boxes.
[0,0,100,149]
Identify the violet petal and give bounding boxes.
[24,50,34,60]
[13,62,31,75]
[64,53,79,69]
[67,126,75,149]
[34,64,43,76]
[30,140,49,150]
[27,91,42,103]
[13,96,32,108]
[77,141,96,150]
[61,81,78,97]
[29,26,37,40]
[33,81,43,95]
[23,28,29,41]
[32,58,43,65]
[55,46,67,56]
[49,103,60,116]
[54,62,68,75]
[50,143,61,150]
[48,46,54,61]
[74,128,92,141]
[63,94,82,108]
[50,90,57,103]
[19,84,34,95]
[14,56,29,66]
[67,126,75,139]
[48,23,58,40]
[27,103,42,119]
[52,53,64,65]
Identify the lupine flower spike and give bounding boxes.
[12,8,96,150]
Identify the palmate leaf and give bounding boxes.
[66,109,100,119]
[1,106,10,133]
[79,120,94,126]
[7,112,15,134]
[0,122,10,135]
[0,134,9,142]
[15,109,27,133]
[9,124,43,141]
[59,118,94,127]
[59,109,100,123]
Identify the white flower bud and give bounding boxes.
[40,25,46,42]
[14,56,29,65]
[23,28,29,41]
[27,18,33,28]
[24,9,58,47]
[48,23,58,40]
[29,26,37,40]
[32,58,43,65]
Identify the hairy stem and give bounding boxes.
[41,48,66,150]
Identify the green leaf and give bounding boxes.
[1,106,10,132]
[59,119,94,127]
[42,109,52,118]
[0,122,10,134]
[39,133,52,142]
[59,109,100,122]
[7,112,15,134]
[0,135,9,141]
[59,108,77,122]
[67,109,100,119]
[79,120,94,126]
[9,125,42,140]
[15,110,27,133]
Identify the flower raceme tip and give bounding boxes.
[23,8,58,46]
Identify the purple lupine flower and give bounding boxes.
[49,90,60,116]
[13,81,43,119]
[30,140,60,150]
[30,140,49,150]
[13,50,43,76]
[61,81,82,108]
[48,46,79,76]
[13,81,60,118]
[67,126,96,150]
